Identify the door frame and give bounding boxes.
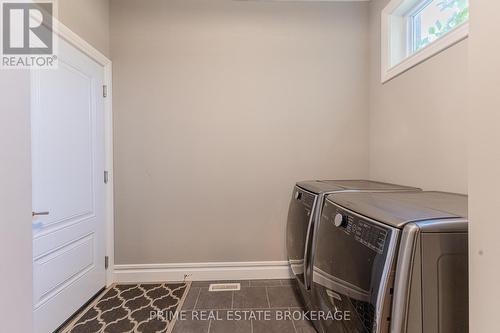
[33,19,115,286]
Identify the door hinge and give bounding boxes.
[105,256,109,270]
[103,85,108,98]
[104,170,109,184]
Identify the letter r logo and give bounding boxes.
[2,2,53,54]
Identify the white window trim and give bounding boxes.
[381,0,469,83]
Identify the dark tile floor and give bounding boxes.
[172,279,316,333]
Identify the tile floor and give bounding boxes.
[172,279,316,333]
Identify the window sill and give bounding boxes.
[381,21,469,83]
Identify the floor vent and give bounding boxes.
[208,283,241,292]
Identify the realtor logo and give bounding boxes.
[1,0,57,68]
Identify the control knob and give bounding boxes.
[334,213,347,228]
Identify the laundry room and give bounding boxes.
[0,0,498,332]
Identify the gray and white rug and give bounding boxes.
[61,283,190,333]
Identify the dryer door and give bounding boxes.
[286,186,317,288]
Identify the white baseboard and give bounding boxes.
[114,261,293,283]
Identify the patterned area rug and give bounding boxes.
[61,283,190,333]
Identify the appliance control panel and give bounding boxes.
[334,211,388,254]
[295,188,315,209]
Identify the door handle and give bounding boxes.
[32,211,50,217]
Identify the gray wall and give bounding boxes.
[368,0,468,194]
[59,0,110,57]
[468,1,500,331]
[110,0,370,264]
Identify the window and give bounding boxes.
[381,0,469,82]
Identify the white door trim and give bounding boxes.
[114,261,294,283]
[42,20,115,286]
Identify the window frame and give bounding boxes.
[408,0,432,53]
[381,0,469,83]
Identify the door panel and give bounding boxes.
[32,36,105,333]
[33,219,94,258]
[34,234,95,304]
[32,58,95,231]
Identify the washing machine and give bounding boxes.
[313,191,468,333]
[285,180,420,315]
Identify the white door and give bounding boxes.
[31,36,106,333]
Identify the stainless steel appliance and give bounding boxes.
[313,191,468,333]
[286,180,420,313]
